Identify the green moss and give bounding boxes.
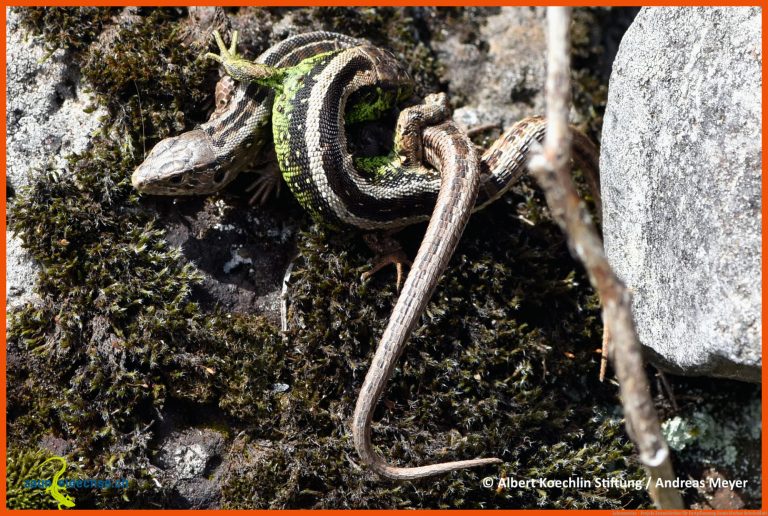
[7,7,288,508]
[15,7,116,54]
[79,9,213,144]
[7,140,290,506]
[201,315,289,423]
[6,448,62,510]
[218,193,649,508]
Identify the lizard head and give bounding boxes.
[131,129,241,195]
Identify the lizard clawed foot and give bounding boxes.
[361,233,412,291]
[206,30,283,85]
[361,252,413,292]
[205,29,240,65]
[246,163,283,205]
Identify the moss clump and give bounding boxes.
[7,7,289,508]
[6,448,66,510]
[8,143,291,506]
[15,7,116,53]
[218,191,649,508]
[80,9,214,145]
[8,142,180,506]
[194,315,289,424]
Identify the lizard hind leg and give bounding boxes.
[361,232,413,292]
[206,30,286,87]
[395,93,452,166]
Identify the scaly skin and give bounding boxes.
[131,31,364,195]
[255,41,504,478]
[133,32,600,227]
[351,120,505,479]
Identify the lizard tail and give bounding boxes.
[351,122,502,480]
[352,407,502,480]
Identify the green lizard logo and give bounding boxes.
[39,456,76,509]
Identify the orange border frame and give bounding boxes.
[0,3,765,514]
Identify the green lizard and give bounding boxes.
[132,31,601,480]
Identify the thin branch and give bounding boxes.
[528,7,684,509]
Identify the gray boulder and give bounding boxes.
[601,7,761,382]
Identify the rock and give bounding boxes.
[6,234,39,310]
[434,7,549,130]
[600,7,761,382]
[5,9,106,309]
[149,195,296,323]
[153,426,226,508]
[660,381,761,507]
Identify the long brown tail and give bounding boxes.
[352,121,502,480]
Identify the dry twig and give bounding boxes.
[527,7,684,509]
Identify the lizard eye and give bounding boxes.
[213,170,226,183]
[170,175,183,184]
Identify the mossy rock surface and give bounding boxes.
[8,6,666,509]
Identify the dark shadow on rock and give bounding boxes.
[135,173,308,323]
